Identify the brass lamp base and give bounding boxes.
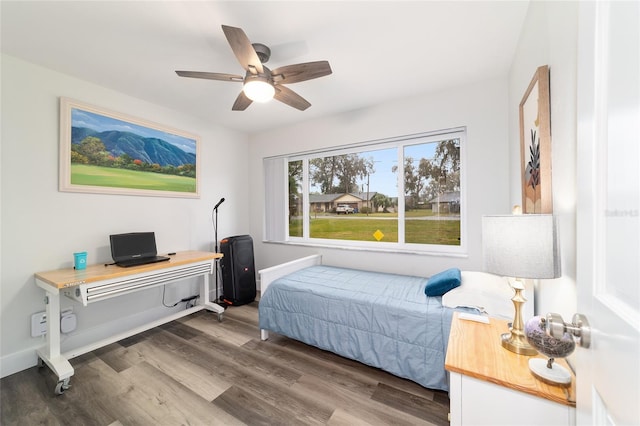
[501,278,538,356]
[501,331,538,355]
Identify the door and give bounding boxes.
[576,1,640,425]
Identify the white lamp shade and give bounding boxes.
[482,214,561,279]
[243,79,275,102]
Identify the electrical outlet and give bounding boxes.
[30,309,78,337]
[31,312,47,337]
[60,309,77,334]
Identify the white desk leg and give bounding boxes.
[200,264,224,320]
[36,286,74,395]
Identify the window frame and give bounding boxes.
[267,127,467,256]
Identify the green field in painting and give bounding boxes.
[71,164,196,193]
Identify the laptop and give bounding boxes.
[109,232,170,267]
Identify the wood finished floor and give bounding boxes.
[0,301,450,425]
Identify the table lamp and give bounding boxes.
[482,214,561,355]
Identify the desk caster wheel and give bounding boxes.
[54,378,71,395]
[217,313,223,322]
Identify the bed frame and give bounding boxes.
[258,254,323,340]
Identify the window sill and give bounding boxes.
[262,239,468,258]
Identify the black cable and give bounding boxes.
[162,285,200,308]
[161,285,179,308]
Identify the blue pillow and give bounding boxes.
[425,268,461,296]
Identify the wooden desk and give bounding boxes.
[445,312,576,425]
[35,250,223,395]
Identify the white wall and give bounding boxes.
[0,55,250,377]
[508,1,579,319]
[248,78,511,278]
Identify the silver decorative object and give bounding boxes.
[525,316,575,386]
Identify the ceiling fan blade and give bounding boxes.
[175,70,243,82]
[221,25,263,74]
[271,61,332,84]
[232,91,253,111]
[273,85,311,111]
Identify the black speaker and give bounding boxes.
[220,234,256,306]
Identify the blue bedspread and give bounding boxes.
[258,265,455,391]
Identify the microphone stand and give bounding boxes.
[207,202,225,318]
[213,203,222,306]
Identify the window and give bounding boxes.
[265,128,465,254]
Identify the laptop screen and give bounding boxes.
[110,232,158,262]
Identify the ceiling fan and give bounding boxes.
[176,25,332,111]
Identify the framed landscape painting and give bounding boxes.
[519,65,552,214]
[59,97,200,198]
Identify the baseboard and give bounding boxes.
[1,345,42,378]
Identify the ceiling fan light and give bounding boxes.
[243,79,275,103]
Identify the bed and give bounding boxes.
[258,255,532,392]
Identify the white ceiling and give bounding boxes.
[1,1,529,135]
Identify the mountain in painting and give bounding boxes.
[71,127,195,167]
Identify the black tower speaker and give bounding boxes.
[220,234,256,306]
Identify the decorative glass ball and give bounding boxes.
[525,316,575,358]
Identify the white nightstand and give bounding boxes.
[445,312,576,426]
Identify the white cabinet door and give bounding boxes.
[576,1,640,425]
[450,372,573,426]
